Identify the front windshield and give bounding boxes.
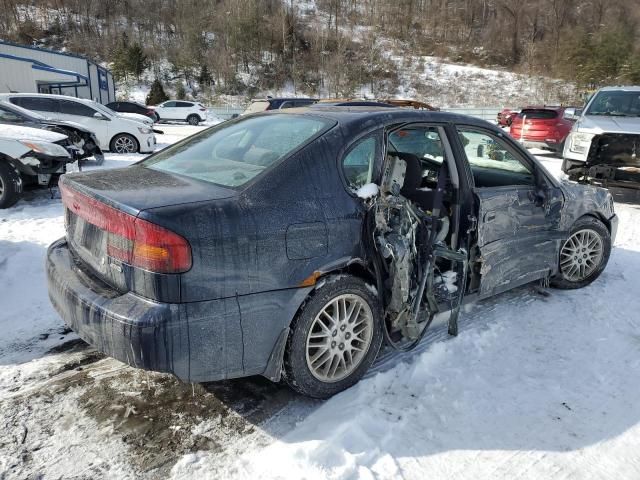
[141,114,332,188]
[585,91,640,117]
[91,102,116,118]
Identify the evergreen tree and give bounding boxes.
[128,42,149,82]
[176,82,187,100]
[146,79,169,105]
[111,34,131,81]
[198,65,213,87]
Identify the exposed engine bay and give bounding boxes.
[569,133,640,190]
[364,153,467,350]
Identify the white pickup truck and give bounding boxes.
[562,86,640,193]
[0,125,74,208]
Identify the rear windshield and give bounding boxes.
[517,109,558,119]
[141,114,332,188]
[243,101,271,114]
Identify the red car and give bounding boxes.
[509,106,577,154]
[497,108,517,126]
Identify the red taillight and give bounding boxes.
[199,108,207,111]
[60,181,192,274]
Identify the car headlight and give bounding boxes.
[137,126,152,134]
[19,140,70,158]
[569,132,594,154]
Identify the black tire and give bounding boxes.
[551,216,611,290]
[0,161,21,209]
[109,133,139,154]
[284,275,383,399]
[187,115,200,126]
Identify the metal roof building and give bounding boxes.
[0,40,115,104]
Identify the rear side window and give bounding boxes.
[163,101,177,107]
[12,97,58,113]
[342,136,377,189]
[59,100,97,117]
[142,114,332,188]
[517,109,557,119]
[176,102,193,108]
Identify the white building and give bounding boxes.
[0,40,115,104]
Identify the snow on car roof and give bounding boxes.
[0,124,67,143]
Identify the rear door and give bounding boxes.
[455,126,564,298]
[175,101,195,120]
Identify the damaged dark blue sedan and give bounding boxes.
[47,108,618,398]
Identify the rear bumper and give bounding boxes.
[517,138,563,152]
[46,238,246,382]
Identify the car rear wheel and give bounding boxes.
[551,216,611,289]
[110,134,139,154]
[284,276,382,398]
[187,115,200,126]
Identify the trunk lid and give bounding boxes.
[61,167,236,297]
[510,109,559,139]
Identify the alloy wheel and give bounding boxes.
[113,136,136,153]
[560,228,604,282]
[305,294,374,383]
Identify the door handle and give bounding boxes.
[484,211,496,222]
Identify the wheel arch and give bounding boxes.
[109,132,140,152]
[576,212,611,233]
[261,260,378,382]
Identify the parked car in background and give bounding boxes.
[47,108,616,399]
[0,93,156,154]
[562,86,640,192]
[150,101,207,125]
[106,101,159,123]
[0,100,103,163]
[509,106,577,153]
[0,125,75,208]
[242,97,318,114]
[497,108,517,126]
[313,100,395,107]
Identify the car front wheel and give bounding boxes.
[284,275,383,398]
[0,161,21,209]
[110,134,139,154]
[552,216,611,289]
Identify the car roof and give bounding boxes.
[597,86,640,92]
[251,97,317,102]
[257,106,491,129]
[0,92,97,105]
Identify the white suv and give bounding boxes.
[151,101,207,125]
[0,94,156,154]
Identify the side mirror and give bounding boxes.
[93,112,107,120]
[563,108,582,121]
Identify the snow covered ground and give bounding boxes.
[1,128,639,480]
